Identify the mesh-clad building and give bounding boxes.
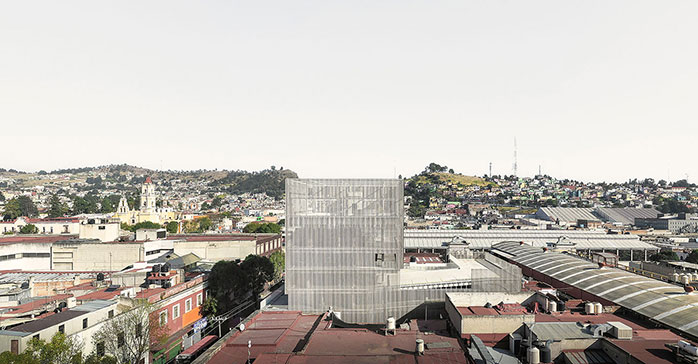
[285,179,405,323]
[286,179,524,323]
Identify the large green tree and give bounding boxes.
[3,196,38,219]
[165,221,179,234]
[686,250,698,264]
[205,255,274,313]
[0,332,84,364]
[243,222,281,234]
[20,224,38,234]
[269,250,285,280]
[47,195,67,218]
[100,197,114,213]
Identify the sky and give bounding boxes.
[1,1,697,183]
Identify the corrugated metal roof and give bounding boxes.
[528,322,594,340]
[493,241,698,340]
[595,208,660,225]
[537,207,601,223]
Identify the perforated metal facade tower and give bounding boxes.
[285,179,404,323]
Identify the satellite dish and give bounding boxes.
[239,323,245,332]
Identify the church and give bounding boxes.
[113,177,177,225]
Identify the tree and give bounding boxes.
[686,250,698,264]
[243,222,281,234]
[269,250,285,281]
[71,197,90,215]
[197,217,212,232]
[201,202,211,211]
[8,332,85,364]
[100,197,114,213]
[19,224,38,234]
[207,260,250,312]
[649,250,679,262]
[240,254,274,301]
[0,193,5,202]
[120,221,162,232]
[165,221,178,234]
[47,195,67,218]
[91,302,166,364]
[200,296,218,318]
[3,196,38,220]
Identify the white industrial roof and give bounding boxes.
[537,207,601,223]
[404,230,656,250]
[492,241,698,340]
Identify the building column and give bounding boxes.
[630,250,634,261]
[616,249,619,256]
[644,250,648,261]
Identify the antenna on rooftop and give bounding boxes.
[513,137,518,177]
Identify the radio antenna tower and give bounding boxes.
[513,137,518,177]
[489,162,492,177]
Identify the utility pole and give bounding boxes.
[513,137,518,177]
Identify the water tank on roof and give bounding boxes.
[386,317,396,330]
[527,346,540,364]
[594,302,603,314]
[682,275,691,285]
[415,339,425,356]
[96,273,104,281]
[540,343,552,363]
[585,302,595,315]
[410,256,417,263]
[692,273,698,282]
[547,301,557,313]
[673,273,681,282]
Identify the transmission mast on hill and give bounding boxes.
[489,162,492,177]
[513,137,518,177]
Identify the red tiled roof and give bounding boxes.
[77,288,123,301]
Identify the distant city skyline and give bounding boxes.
[2,1,697,183]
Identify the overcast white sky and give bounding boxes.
[1,1,697,182]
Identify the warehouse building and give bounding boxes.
[491,241,698,342]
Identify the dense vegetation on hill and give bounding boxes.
[404,163,496,218]
[211,167,298,199]
[0,164,298,199]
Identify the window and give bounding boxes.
[98,226,106,230]
[117,332,124,347]
[375,253,384,262]
[96,342,105,356]
[159,310,167,326]
[172,304,180,319]
[136,323,143,338]
[185,298,192,313]
[58,324,65,334]
[83,318,88,329]
[108,310,114,319]
[33,334,39,341]
[196,293,203,307]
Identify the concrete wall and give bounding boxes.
[79,223,119,242]
[0,242,53,270]
[52,242,144,271]
[173,240,256,262]
[446,292,536,308]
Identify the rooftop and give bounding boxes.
[207,311,467,364]
[1,300,115,335]
[492,241,698,341]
